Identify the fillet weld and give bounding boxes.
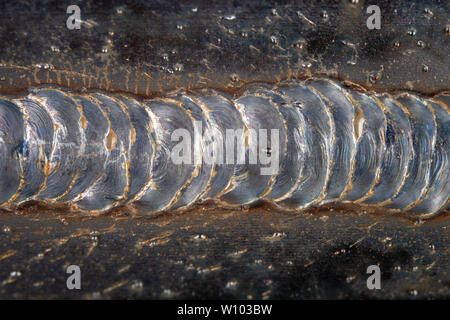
[0,77,448,220]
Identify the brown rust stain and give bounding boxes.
[105,128,117,151]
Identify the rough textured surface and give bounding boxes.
[0,0,448,299]
[0,0,448,96]
[0,206,449,299]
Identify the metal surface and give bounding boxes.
[0,0,448,299]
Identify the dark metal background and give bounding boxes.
[0,0,448,299]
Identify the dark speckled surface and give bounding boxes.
[0,206,448,299]
[0,0,448,299]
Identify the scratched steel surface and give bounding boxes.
[0,0,449,299]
